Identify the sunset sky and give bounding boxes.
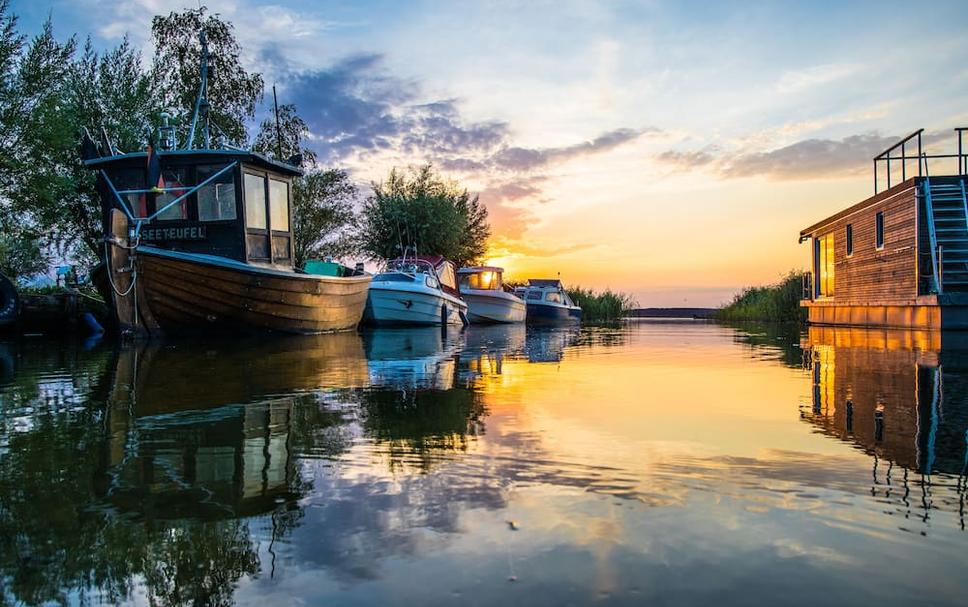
[13,0,968,305]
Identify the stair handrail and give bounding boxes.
[922,154,943,294]
[960,179,968,236]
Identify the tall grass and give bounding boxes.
[714,271,807,323]
[566,287,637,323]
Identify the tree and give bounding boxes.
[291,169,360,267]
[2,14,157,265]
[0,230,47,279]
[151,6,263,147]
[252,102,317,166]
[359,164,490,266]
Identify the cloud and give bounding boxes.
[655,148,718,169]
[489,127,658,172]
[776,63,860,94]
[656,133,919,180]
[723,133,898,179]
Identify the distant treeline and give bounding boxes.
[714,271,807,323]
[566,287,636,323]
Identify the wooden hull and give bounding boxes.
[130,247,371,335]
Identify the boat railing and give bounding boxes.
[874,128,968,194]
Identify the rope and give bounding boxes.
[104,240,138,298]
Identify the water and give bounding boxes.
[1,321,967,606]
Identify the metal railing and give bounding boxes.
[873,128,968,194]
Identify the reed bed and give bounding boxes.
[566,287,637,323]
[714,271,807,323]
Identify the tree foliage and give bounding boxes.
[0,230,47,279]
[151,6,263,146]
[252,102,317,166]
[291,169,360,267]
[359,164,490,266]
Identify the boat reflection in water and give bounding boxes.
[802,326,968,525]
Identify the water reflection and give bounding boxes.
[802,326,968,529]
[2,323,968,605]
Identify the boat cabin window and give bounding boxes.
[243,170,293,263]
[269,179,291,262]
[460,271,501,290]
[154,167,190,221]
[244,174,267,229]
[197,165,237,221]
[269,179,289,232]
[425,275,439,289]
[546,291,562,303]
[110,168,146,217]
[527,290,543,300]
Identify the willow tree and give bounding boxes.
[359,164,490,267]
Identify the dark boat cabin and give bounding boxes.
[87,150,302,269]
[799,128,968,329]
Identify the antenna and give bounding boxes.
[273,85,283,160]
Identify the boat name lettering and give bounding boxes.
[141,226,208,241]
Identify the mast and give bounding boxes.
[187,30,210,149]
[273,85,283,159]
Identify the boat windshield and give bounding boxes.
[459,270,502,291]
[527,290,543,300]
[386,259,436,275]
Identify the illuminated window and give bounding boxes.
[876,212,884,249]
[244,174,267,229]
[197,165,237,221]
[269,178,289,232]
[846,224,853,257]
[460,271,501,290]
[814,234,835,297]
[155,168,189,221]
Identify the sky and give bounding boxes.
[11,0,968,306]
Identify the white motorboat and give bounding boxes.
[457,266,526,324]
[364,255,468,326]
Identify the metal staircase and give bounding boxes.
[923,173,968,292]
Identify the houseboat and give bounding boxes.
[364,254,468,326]
[457,266,526,323]
[800,128,968,329]
[87,34,370,337]
[516,279,582,324]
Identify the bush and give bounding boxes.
[0,232,48,279]
[566,287,636,323]
[714,271,807,323]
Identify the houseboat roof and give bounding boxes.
[84,148,303,177]
[799,177,919,242]
[458,266,503,274]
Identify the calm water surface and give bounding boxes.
[1,322,967,606]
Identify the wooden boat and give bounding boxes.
[85,35,370,337]
[457,266,525,323]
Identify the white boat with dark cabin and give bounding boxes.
[515,279,582,324]
[457,266,525,324]
[364,255,468,326]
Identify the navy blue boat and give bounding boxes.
[515,279,582,324]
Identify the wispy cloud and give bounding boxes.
[775,63,861,94]
[656,133,900,180]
